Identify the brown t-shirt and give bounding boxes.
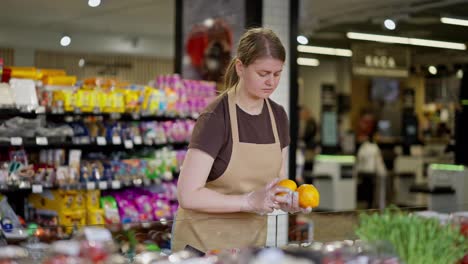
[189,94,290,182]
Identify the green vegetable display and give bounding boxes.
[355,207,468,264]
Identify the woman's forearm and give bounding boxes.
[178,187,245,213]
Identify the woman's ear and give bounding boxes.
[235,59,244,78]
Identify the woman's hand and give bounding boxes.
[241,178,291,215]
[274,191,312,214]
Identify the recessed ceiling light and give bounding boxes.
[298,45,352,57]
[88,0,101,7]
[347,32,466,50]
[441,16,468,27]
[384,19,396,30]
[78,58,85,67]
[428,65,437,75]
[60,35,71,47]
[203,18,214,28]
[297,57,320,67]
[297,35,309,45]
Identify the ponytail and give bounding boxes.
[223,57,239,91]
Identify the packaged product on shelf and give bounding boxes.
[100,196,120,224]
[9,78,39,110]
[124,87,142,113]
[8,67,39,80]
[0,83,14,107]
[42,75,77,86]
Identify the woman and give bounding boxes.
[172,28,311,252]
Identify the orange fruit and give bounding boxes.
[297,184,320,208]
[276,179,297,196]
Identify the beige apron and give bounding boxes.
[171,89,282,252]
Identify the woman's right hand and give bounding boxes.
[240,178,291,215]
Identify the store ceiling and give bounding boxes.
[300,0,468,65]
[0,0,174,39]
[1,0,467,65]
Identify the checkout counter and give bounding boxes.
[410,163,468,213]
[312,155,356,211]
[394,143,453,207]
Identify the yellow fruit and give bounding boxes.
[277,179,297,196]
[297,184,320,208]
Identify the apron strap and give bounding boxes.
[228,88,281,145]
[265,99,280,144]
[228,89,240,143]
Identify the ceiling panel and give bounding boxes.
[0,0,174,38]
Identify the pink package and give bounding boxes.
[135,195,154,222]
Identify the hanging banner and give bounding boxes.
[351,43,410,78]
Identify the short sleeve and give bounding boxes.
[188,113,225,159]
[277,106,290,149]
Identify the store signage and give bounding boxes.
[351,43,410,77]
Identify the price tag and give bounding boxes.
[133,136,142,145]
[32,184,43,193]
[98,181,108,190]
[86,182,96,190]
[112,136,122,145]
[96,137,107,146]
[143,179,152,186]
[131,113,140,120]
[10,137,23,146]
[84,227,112,242]
[124,140,133,149]
[36,137,48,145]
[144,138,153,146]
[111,180,121,189]
[133,179,143,187]
[110,113,121,119]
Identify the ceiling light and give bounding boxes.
[384,19,396,30]
[203,18,214,28]
[88,0,101,7]
[78,58,85,67]
[347,32,466,50]
[60,35,71,47]
[298,45,352,57]
[457,69,463,79]
[441,16,468,27]
[297,35,309,45]
[428,66,437,75]
[297,57,320,67]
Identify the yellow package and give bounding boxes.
[85,190,101,210]
[87,208,105,226]
[112,91,125,113]
[142,87,161,114]
[10,67,38,79]
[74,90,84,111]
[28,190,76,212]
[60,210,86,233]
[124,90,140,112]
[80,90,99,112]
[99,91,114,113]
[73,191,85,210]
[43,75,77,86]
[63,90,75,112]
[37,69,66,80]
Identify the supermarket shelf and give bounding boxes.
[0,176,178,194]
[0,136,189,150]
[0,108,198,121]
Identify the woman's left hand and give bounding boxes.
[273,191,312,214]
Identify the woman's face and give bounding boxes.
[236,57,284,99]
